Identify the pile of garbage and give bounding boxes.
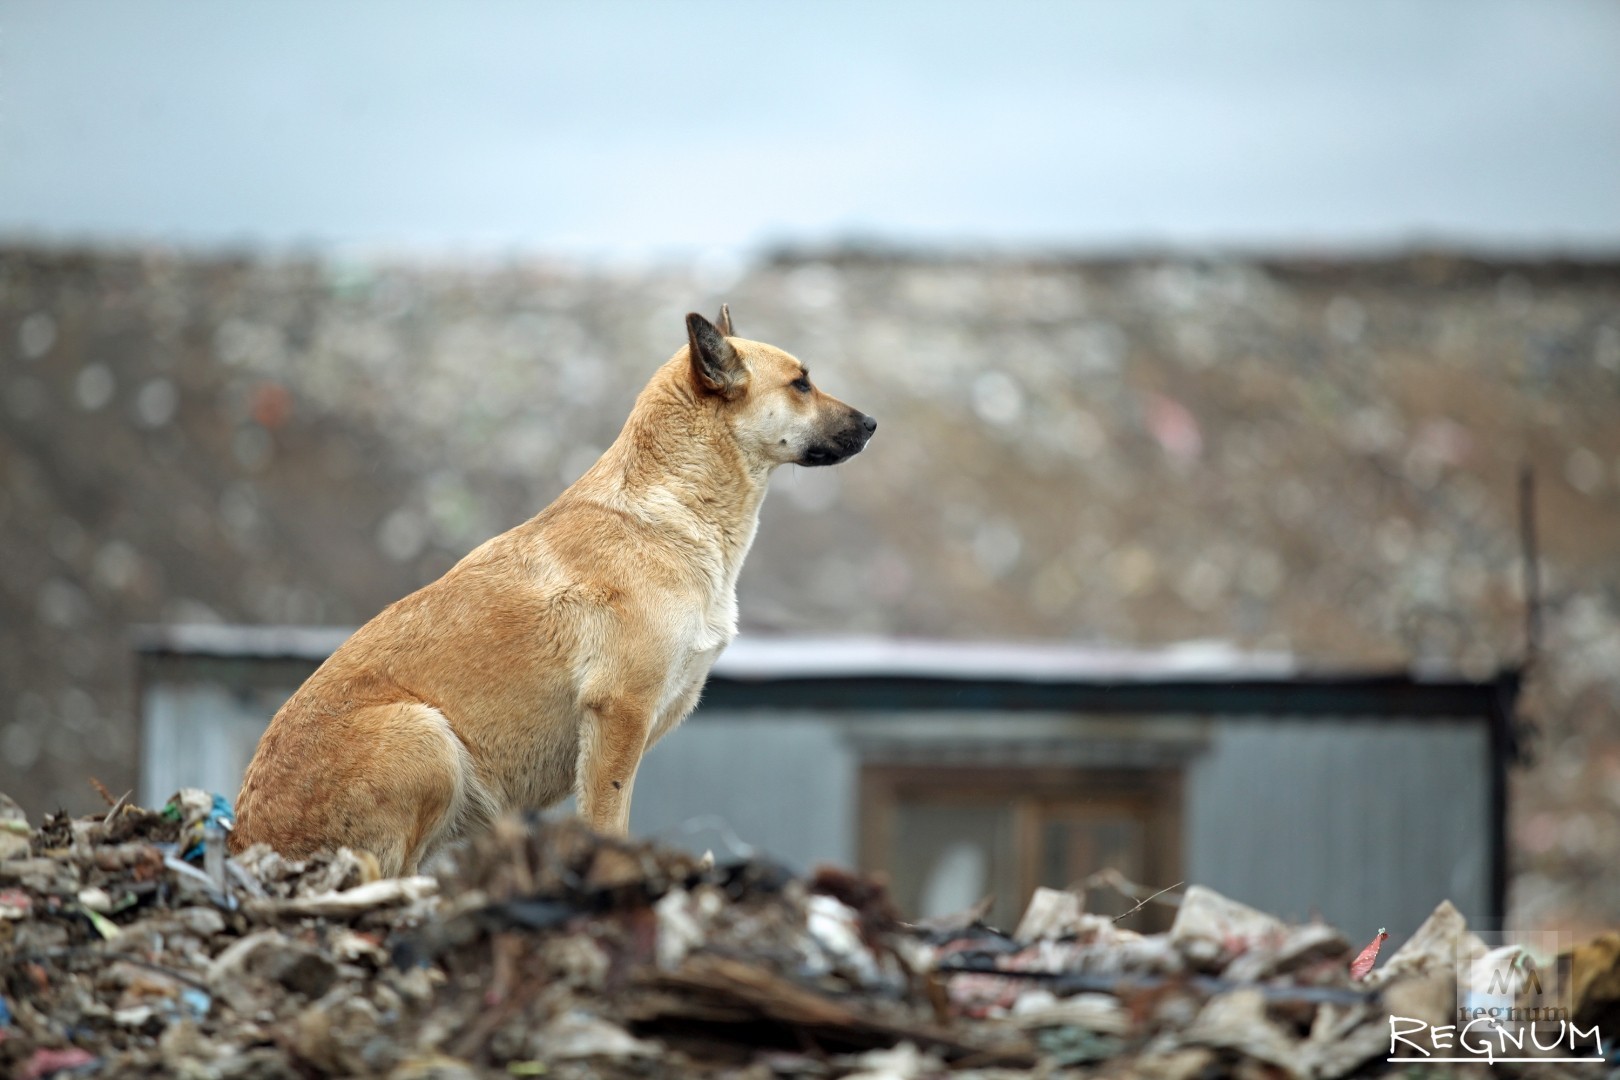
[1,790,1613,1078]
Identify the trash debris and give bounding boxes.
[19,1046,99,1080]
[1567,932,1620,1036]
[1349,927,1387,980]
[0,796,31,864]
[0,788,1596,1077]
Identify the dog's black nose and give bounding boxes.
[861,414,877,434]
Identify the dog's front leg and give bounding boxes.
[576,695,651,836]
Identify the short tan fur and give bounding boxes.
[230,308,874,875]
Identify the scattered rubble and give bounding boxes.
[1,791,1612,1077]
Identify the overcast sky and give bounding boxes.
[2,0,1617,259]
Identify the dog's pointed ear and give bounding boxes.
[686,312,747,398]
[715,303,734,337]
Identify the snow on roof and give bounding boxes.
[135,623,350,661]
[714,635,1296,682]
[135,624,1296,683]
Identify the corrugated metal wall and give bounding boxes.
[629,710,1490,943]
[1185,717,1490,943]
[140,682,285,807]
[629,715,857,869]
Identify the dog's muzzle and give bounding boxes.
[800,412,877,467]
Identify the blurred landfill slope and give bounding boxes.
[2,246,1619,934]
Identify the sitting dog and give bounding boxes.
[230,307,875,875]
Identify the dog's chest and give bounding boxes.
[688,587,737,675]
[652,588,736,735]
[687,524,748,659]
[674,634,727,697]
[646,493,759,734]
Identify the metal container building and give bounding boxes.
[135,626,1519,943]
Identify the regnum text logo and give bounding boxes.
[1387,930,1605,1065]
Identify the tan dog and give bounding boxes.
[230,308,875,875]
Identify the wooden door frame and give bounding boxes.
[858,764,1183,924]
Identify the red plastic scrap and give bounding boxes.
[1349,928,1387,980]
[21,1047,98,1080]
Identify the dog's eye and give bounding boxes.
[791,376,811,393]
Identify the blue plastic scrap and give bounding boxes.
[178,793,236,862]
[179,988,211,1019]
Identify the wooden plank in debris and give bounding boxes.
[633,953,1037,1066]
